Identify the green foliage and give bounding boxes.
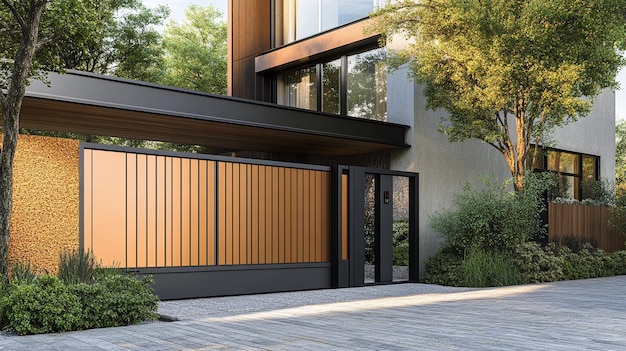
[461,246,521,287]
[558,244,616,280]
[70,274,158,329]
[428,240,626,287]
[393,221,409,266]
[10,262,37,285]
[58,249,97,285]
[511,242,564,283]
[429,175,549,254]
[610,250,626,275]
[422,248,464,286]
[1,275,82,335]
[161,4,227,94]
[370,0,626,193]
[422,246,521,287]
[0,252,157,334]
[616,120,626,190]
[580,178,615,206]
[609,188,626,235]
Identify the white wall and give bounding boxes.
[551,89,616,182]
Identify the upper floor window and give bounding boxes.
[278,47,387,121]
[534,148,600,200]
[280,0,384,44]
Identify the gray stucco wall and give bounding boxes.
[386,65,617,275]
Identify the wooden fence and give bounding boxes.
[548,202,625,252]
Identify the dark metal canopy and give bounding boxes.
[14,70,409,157]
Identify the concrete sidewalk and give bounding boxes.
[1,276,625,350]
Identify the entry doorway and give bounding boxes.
[332,167,419,288]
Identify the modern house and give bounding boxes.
[6,0,615,299]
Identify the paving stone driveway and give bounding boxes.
[1,276,625,350]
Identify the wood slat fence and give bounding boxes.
[548,202,625,252]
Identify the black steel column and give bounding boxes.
[375,174,393,283]
[349,167,365,287]
[408,174,420,282]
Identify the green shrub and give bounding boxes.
[512,242,564,283]
[70,274,158,329]
[430,174,551,254]
[610,188,626,234]
[611,250,626,275]
[581,178,615,206]
[58,249,97,285]
[393,243,409,266]
[2,275,82,335]
[558,243,616,280]
[461,246,521,287]
[393,221,409,266]
[422,248,464,286]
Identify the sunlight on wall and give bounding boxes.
[7,134,80,274]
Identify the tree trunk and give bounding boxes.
[0,1,47,277]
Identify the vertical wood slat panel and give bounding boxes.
[548,202,625,252]
[85,149,333,269]
[284,168,293,263]
[218,163,227,265]
[251,165,259,264]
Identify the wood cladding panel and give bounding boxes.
[84,148,332,268]
[548,202,625,253]
[229,0,271,99]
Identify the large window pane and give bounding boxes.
[322,59,341,114]
[285,0,381,43]
[284,66,317,111]
[296,0,319,40]
[582,155,598,182]
[547,151,578,174]
[347,48,387,121]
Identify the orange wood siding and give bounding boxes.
[84,149,332,268]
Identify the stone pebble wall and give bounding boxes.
[7,134,80,274]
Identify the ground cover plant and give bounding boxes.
[0,249,158,335]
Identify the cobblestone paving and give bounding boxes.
[1,276,626,350]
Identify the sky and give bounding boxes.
[143,0,227,24]
[145,0,626,120]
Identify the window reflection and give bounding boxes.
[283,0,383,44]
[535,148,600,201]
[348,48,387,121]
[278,47,387,121]
[322,59,341,114]
[284,66,317,111]
[547,151,578,174]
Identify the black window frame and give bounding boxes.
[533,146,601,201]
[275,45,387,120]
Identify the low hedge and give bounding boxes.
[423,241,626,287]
[0,272,158,335]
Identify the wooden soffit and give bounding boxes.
[10,70,408,157]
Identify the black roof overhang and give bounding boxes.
[13,70,409,157]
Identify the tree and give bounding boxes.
[161,4,227,94]
[0,0,155,275]
[1,0,50,276]
[52,0,169,82]
[371,0,626,192]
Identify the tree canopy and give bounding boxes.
[371,0,626,192]
[161,4,227,94]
